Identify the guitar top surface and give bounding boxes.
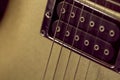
[0,0,120,80]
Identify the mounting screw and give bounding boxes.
[41,30,46,36]
[45,11,52,18]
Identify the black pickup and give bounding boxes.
[40,0,120,73]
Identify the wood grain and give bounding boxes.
[0,0,120,80]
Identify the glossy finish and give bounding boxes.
[0,0,120,80]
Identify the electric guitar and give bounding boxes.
[0,0,120,80]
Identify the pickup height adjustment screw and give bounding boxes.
[80,17,85,23]
[56,26,61,32]
[65,31,70,37]
[74,35,80,41]
[61,8,66,14]
[104,49,109,56]
[99,25,105,32]
[89,21,95,27]
[70,12,75,18]
[109,30,115,37]
[94,44,100,51]
[84,40,90,46]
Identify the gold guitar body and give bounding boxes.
[0,0,119,80]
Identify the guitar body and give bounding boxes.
[0,0,119,80]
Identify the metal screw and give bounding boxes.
[94,44,100,51]
[80,17,85,23]
[84,40,90,46]
[45,11,52,18]
[89,21,95,27]
[56,26,61,32]
[41,30,46,36]
[104,49,109,56]
[99,25,105,32]
[70,12,75,18]
[65,31,70,37]
[109,30,115,37]
[74,35,80,41]
[61,8,66,14]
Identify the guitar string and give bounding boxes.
[96,1,110,80]
[83,0,105,80]
[73,0,98,79]
[62,1,87,80]
[62,0,97,79]
[52,1,76,80]
[42,0,66,80]
[54,0,110,79]
[73,4,85,80]
[96,66,101,80]
[64,0,101,80]
[43,0,114,80]
[84,1,111,80]
[55,0,109,80]
[59,0,99,80]
[73,1,103,80]
[85,1,117,80]
[52,1,77,80]
[73,1,113,80]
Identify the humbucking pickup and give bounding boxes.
[52,20,114,63]
[41,0,120,73]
